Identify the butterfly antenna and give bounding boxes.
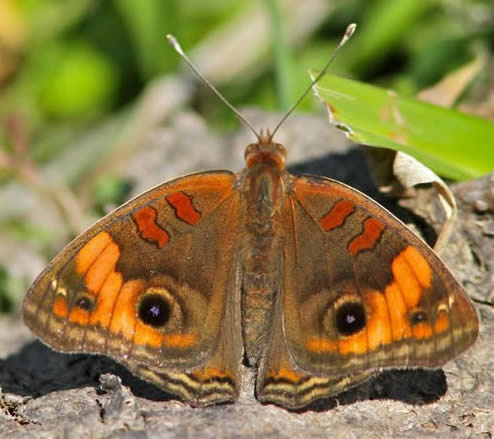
[166,34,261,142]
[270,23,357,140]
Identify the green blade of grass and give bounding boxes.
[315,73,494,180]
[113,0,178,78]
[264,0,295,111]
[347,0,434,75]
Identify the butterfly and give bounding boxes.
[22,26,478,409]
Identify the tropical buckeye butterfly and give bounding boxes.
[23,25,478,409]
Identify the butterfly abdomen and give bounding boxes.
[241,207,282,365]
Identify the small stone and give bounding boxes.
[474,199,489,213]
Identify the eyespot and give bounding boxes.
[74,293,94,311]
[138,294,171,328]
[335,302,366,336]
[410,310,428,325]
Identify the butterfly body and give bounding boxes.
[240,138,287,365]
[23,133,478,409]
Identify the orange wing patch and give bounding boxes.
[134,320,165,348]
[50,229,199,351]
[69,307,90,325]
[133,206,169,248]
[385,282,413,341]
[192,367,234,382]
[338,330,368,355]
[364,290,392,349]
[401,245,432,288]
[391,250,423,308]
[53,296,68,318]
[53,232,122,323]
[108,279,164,348]
[265,367,306,383]
[306,246,448,355]
[305,337,338,353]
[109,279,144,341]
[385,246,447,341]
[91,278,196,349]
[307,291,391,355]
[76,231,112,275]
[85,241,120,294]
[163,333,197,349]
[89,271,123,328]
[434,311,449,333]
[319,199,355,231]
[348,217,385,255]
[413,322,433,339]
[166,192,201,225]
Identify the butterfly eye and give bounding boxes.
[335,302,366,336]
[138,294,171,328]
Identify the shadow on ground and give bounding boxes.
[0,339,447,412]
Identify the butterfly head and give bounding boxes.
[245,129,286,170]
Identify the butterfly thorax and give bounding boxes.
[244,137,286,168]
[240,139,289,365]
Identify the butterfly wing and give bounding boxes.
[258,174,478,408]
[23,172,243,406]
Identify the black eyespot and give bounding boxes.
[335,302,366,336]
[138,294,171,328]
[76,295,93,311]
[410,310,428,325]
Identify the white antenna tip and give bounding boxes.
[166,34,184,56]
[347,23,357,36]
[342,23,357,45]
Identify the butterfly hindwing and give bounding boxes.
[256,269,376,409]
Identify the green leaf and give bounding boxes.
[315,73,494,180]
[91,175,134,217]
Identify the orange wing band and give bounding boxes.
[319,199,355,231]
[133,206,169,248]
[348,217,384,255]
[166,192,201,225]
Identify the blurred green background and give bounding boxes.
[1,0,494,312]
